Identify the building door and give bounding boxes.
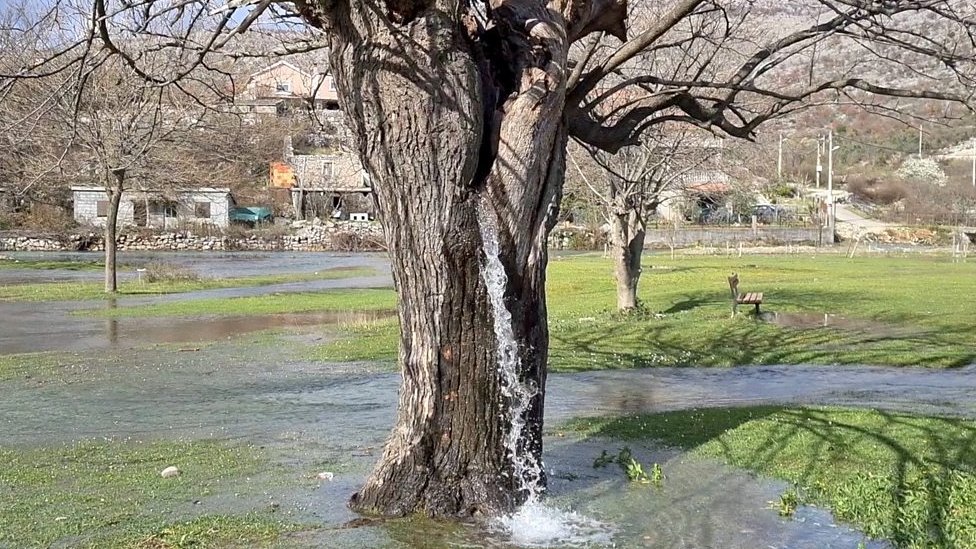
[133,201,148,227]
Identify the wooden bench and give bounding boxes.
[728,273,763,316]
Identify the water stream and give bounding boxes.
[476,204,543,497]
[477,204,611,546]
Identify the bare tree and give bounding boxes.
[5,0,975,519]
[572,129,718,310]
[11,57,210,291]
[284,0,975,518]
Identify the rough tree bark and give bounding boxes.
[302,0,587,517]
[609,207,645,311]
[288,0,975,520]
[103,169,125,293]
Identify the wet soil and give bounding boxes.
[766,311,925,339]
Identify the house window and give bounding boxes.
[275,81,291,93]
[328,78,336,91]
[96,200,108,217]
[150,201,178,218]
[321,161,334,180]
[194,202,211,219]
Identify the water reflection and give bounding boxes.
[106,297,118,345]
[763,311,925,338]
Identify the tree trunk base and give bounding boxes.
[350,468,519,518]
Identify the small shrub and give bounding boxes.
[593,447,662,485]
[624,458,648,483]
[650,462,665,484]
[142,262,199,283]
[896,157,947,186]
[17,205,77,231]
[777,486,800,517]
[593,450,614,469]
[331,231,385,252]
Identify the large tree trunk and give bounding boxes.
[316,1,569,517]
[610,208,646,311]
[103,170,124,294]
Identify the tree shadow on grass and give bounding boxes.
[579,406,976,548]
[658,294,713,314]
[551,287,976,370]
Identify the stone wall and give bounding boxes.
[643,225,833,248]
[548,224,832,250]
[0,220,385,252]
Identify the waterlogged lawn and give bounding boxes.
[0,258,104,271]
[572,406,976,549]
[0,266,375,302]
[91,288,396,318]
[0,352,74,382]
[312,253,976,369]
[11,253,975,369]
[0,439,304,548]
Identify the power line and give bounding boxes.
[830,132,915,155]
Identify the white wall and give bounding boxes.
[72,188,135,227]
[72,188,232,228]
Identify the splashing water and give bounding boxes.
[491,501,615,548]
[476,202,544,498]
[477,202,614,547]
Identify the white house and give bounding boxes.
[72,187,234,228]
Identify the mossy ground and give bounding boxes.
[0,439,308,548]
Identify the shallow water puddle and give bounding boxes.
[764,311,923,338]
[103,310,394,346]
[7,342,964,546]
[0,307,393,354]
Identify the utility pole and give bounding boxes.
[828,129,836,241]
[815,135,823,189]
[972,137,975,188]
[777,132,783,181]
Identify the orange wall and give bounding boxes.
[270,162,296,188]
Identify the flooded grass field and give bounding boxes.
[3,251,976,547]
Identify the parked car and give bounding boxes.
[229,206,273,226]
[700,208,739,225]
[753,204,795,224]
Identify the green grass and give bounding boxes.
[547,253,976,369]
[0,352,75,382]
[310,253,976,369]
[0,439,305,548]
[89,288,396,318]
[306,319,400,364]
[572,406,976,548]
[0,258,104,271]
[0,267,375,302]
[11,253,976,369]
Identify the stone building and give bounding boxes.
[271,137,373,221]
[72,187,234,228]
